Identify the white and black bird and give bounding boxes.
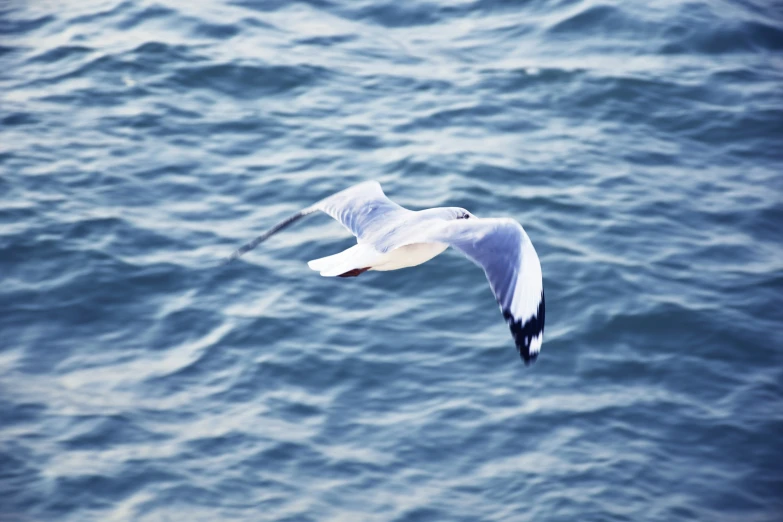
[225,181,545,364]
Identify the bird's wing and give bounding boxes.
[223,181,410,264]
[400,218,545,363]
[313,180,411,242]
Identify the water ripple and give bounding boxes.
[1,0,782,520]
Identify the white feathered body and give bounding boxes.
[308,241,448,275]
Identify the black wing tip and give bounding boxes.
[220,210,311,267]
[219,246,250,267]
[220,254,239,267]
[502,291,545,365]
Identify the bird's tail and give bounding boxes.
[307,244,380,277]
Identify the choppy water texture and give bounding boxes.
[2,0,783,520]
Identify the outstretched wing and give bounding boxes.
[313,181,411,242]
[408,218,545,364]
[223,181,409,264]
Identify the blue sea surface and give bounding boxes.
[1,0,782,520]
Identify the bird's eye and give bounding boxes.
[464,214,470,219]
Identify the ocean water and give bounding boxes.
[1,0,782,520]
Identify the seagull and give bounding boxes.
[225,181,545,364]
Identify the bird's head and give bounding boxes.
[446,207,475,220]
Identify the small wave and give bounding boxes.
[166,63,330,99]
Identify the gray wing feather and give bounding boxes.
[313,181,411,242]
[223,181,408,264]
[430,219,524,311]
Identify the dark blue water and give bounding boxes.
[2,0,782,520]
